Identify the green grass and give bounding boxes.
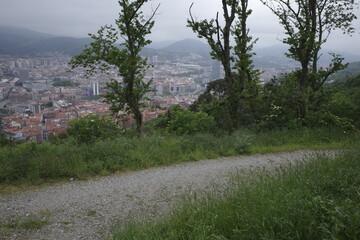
[4,219,50,230]
[111,149,360,240]
[0,128,358,189]
[250,128,357,153]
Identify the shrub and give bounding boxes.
[67,114,120,144]
[155,105,215,135]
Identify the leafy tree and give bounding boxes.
[0,117,14,147]
[261,72,360,131]
[187,0,259,131]
[189,78,233,132]
[67,114,120,144]
[155,105,215,135]
[41,102,53,108]
[327,73,360,128]
[70,0,159,135]
[261,73,306,129]
[260,0,358,122]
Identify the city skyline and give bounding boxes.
[0,0,360,53]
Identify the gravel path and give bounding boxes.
[0,150,333,240]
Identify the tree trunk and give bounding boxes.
[298,61,308,124]
[134,108,142,136]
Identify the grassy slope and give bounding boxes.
[112,149,360,240]
[0,128,358,190]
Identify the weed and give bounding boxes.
[5,219,50,230]
[87,210,97,217]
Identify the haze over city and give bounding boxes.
[0,0,360,53]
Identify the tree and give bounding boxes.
[187,0,259,131]
[260,0,358,122]
[155,105,215,135]
[0,117,14,147]
[70,0,159,135]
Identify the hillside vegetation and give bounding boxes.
[0,127,358,189]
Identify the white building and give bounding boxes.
[92,82,99,96]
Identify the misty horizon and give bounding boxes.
[0,0,359,53]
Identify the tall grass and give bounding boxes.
[250,128,358,153]
[0,132,250,185]
[0,128,358,186]
[111,149,360,240]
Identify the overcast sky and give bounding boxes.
[0,0,359,53]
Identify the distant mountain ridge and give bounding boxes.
[147,40,176,50]
[254,44,360,64]
[160,38,211,53]
[0,25,93,56]
[0,26,211,56]
[1,26,359,65]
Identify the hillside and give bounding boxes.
[161,38,211,53]
[328,61,360,82]
[253,44,360,69]
[0,25,93,56]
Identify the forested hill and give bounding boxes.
[0,25,93,56]
[328,61,360,83]
[327,72,360,128]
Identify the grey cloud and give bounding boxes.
[0,0,359,53]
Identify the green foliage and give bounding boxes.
[188,0,260,131]
[326,73,360,128]
[5,219,50,230]
[250,128,358,153]
[260,73,304,129]
[70,0,159,135]
[0,131,254,185]
[82,95,102,101]
[328,61,360,83]
[0,118,15,147]
[0,128,357,186]
[259,72,360,131]
[0,136,13,148]
[67,114,120,145]
[155,105,215,135]
[52,80,79,87]
[167,110,214,136]
[41,102,53,108]
[260,0,358,122]
[0,108,11,114]
[112,149,360,240]
[191,75,262,132]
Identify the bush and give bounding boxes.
[155,105,215,135]
[67,114,120,144]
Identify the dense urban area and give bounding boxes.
[0,49,297,142]
[0,51,210,142]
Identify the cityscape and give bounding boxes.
[0,39,345,143]
[0,47,228,142]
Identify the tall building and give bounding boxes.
[30,103,41,114]
[92,82,99,96]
